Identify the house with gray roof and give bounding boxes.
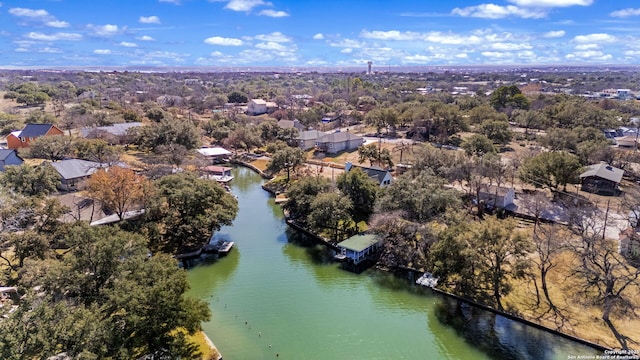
[580,163,624,196]
[0,149,23,171]
[345,162,392,187]
[80,122,142,144]
[297,130,326,150]
[50,159,106,191]
[315,132,364,154]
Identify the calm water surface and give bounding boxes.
[187,167,600,360]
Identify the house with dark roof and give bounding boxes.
[580,163,624,195]
[0,149,23,171]
[50,159,106,191]
[315,132,364,154]
[6,123,64,149]
[345,162,393,187]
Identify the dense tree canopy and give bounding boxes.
[0,225,210,359]
[141,172,238,252]
[1,164,60,197]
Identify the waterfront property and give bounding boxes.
[344,162,393,187]
[201,165,234,183]
[336,233,383,265]
[197,147,232,163]
[315,132,364,154]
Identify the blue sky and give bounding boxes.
[2,0,640,68]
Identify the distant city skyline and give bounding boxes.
[2,0,640,68]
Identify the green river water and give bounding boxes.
[187,167,600,360]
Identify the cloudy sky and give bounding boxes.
[1,0,640,68]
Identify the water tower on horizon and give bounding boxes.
[367,61,372,75]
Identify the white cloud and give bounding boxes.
[46,20,70,28]
[481,51,513,58]
[574,44,599,50]
[255,41,287,51]
[573,33,616,43]
[27,32,82,41]
[119,41,138,47]
[566,50,612,60]
[137,35,155,41]
[139,16,161,24]
[258,9,289,17]
[220,0,271,12]
[360,30,489,45]
[491,42,532,51]
[508,0,593,7]
[360,30,417,41]
[94,49,112,55]
[452,4,546,19]
[9,8,49,17]
[543,30,565,38]
[329,39,364,49]
[9,7,70,28]
[341,48,353,54]
[624,50,640,56]
[15,48,29,53]
[312,33,324,40]
[254,32,291,43]
[159,0,181,4]
[38,47,62,53]
[204,36,244,46]
[610,8,640,18]
[455,53,469,58]
[88,24,120,37]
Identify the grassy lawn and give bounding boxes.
[249,158,269,172]
[186,330,221,360]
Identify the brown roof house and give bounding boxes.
[580,163,624,196]
[6,123,63,149]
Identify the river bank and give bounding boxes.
[189,165,602,359]
[230,161,627,352]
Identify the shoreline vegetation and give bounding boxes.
[236,161,624,352]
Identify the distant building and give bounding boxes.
[580,163,624,196]
[247,99,268,115]
[0,149,23,171]
[315,132,364,154]
[6,123,64,149]
[80,122,142,144]
[297,130,326,150]
[50,159,107,191]
[345,162,392,187]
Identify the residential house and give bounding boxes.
[580,163,624,196]
[345,162,392,187]
[197,147,232,163]
[156,95,184,107]
[6,123,64,149]
[336,234,383,265]
[477,185,516,211]
[50,159,105,191]
[277,119,304,131]
[0,149,24,171]
[297,130,326,150]
[247,99,268,115]
[201,165,234,183]
[315,132,364,154]
[80,122,142,144]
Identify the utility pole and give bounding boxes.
[603,199,611,240]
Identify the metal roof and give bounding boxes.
[579,163,624,184]
[316,132,363,143]
[197,147,232,157]
[80,122,142,137]
[50,159,104,180]
[337,234,381,252]
[0,149,16,161]
[19,123,56,138]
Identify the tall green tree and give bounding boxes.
[267,146,306,181]
[282,176,332,222]
[477,119,512,146]
[0,225,210,359]
[307,192,354,243]
[518,151,582,190]
[142,172,238,252]
[337,167,378,219]
[1,163,60,197]
[25,135,72,161]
